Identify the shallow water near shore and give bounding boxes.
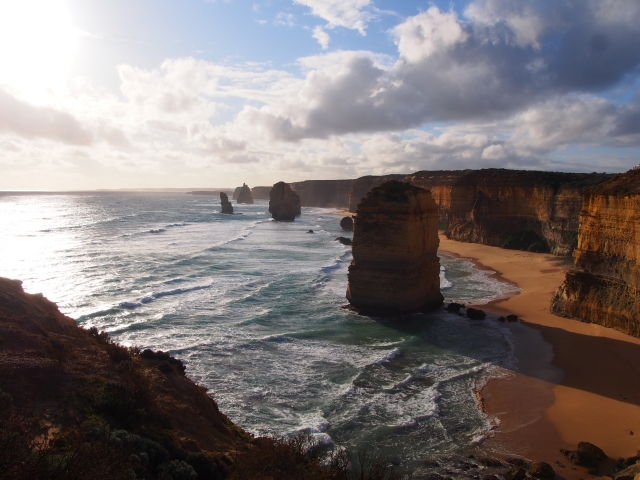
[0,192,521,471]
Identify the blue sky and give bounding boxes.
[1,0,639,189]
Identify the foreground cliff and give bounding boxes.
[0,278,352,479]
[346,181,443,315]
[349,170,612,255]
[551,169,640,337]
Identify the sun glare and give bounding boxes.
[0,0,78,96]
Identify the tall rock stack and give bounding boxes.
[346,180,443,315]
[219,192,233,214]
[236,183,254,204]
[269,182,301,221]
[551,168,640,337]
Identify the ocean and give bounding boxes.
[0,192,520,472]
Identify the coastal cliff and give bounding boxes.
[348,175,406,213]
[290,180,355,208]
[349,170,612,255]
[551,169,640,337]
[346,181,443,315]
[250,186,271,200]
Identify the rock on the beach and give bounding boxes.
[236,183,254,204]
[340,216,354,231]
[528,462,555,478]
[466,308,487,320]
[220,192,233,214]
[346,180,443,315]
[561,442,607,467]
[614,462,640,480]
[505,467,527,480]
[268,182,301,221]
[479,458,503,468]
[506,314,518,322]
[447,302,464,312]
[335,236,352,246]
[498,316,506,322]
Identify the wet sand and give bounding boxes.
[439,234,640,477]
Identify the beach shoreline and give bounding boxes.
[439,234,640,478]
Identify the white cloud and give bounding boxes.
[275,12,296,27]
[294,0,372,34]
[312,26,330,49]
[392,7,466,63]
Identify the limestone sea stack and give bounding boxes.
[269,181,301,221]
[236,183,254,204]
[346,180,443,315]
[220,192,233,214]
[551,168,640,337]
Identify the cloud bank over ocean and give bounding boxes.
[1,0,639,189]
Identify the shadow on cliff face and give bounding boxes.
[366,309,640,408]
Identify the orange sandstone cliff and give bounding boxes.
[551,169,640,337]
[346,181,443,315]
[349,170,612,255]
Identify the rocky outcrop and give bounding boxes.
[220,191,233,214]
[251,186,272,199]
[269,182,302,221]
[232,186,242,200]
[551,169,640,337]
[340,216,353,231]
[346,181,443,315]
[290,179,355,208]
[348,170,612,255]
[236,183,254,204]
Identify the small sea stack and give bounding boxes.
[220,192,233,214]
[236,183,254,204]
[269,181,301,221]
[346,180,443,315]
[340,216,353,231]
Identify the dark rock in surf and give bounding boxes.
[466,308,487,320]
[505,467,527,480]
[335,236,352,246]
[220,192,233,214]
[447,302,464,312]
[340,216,354,231]
[507,314,518,322]
[307,229,314,234]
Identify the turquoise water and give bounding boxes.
[0,192,519,470]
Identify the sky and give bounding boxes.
[1,0,640,190]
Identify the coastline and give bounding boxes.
[439,234,640,477]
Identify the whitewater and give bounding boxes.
[0,192,520,470]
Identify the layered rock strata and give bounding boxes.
[290,179,355,208]
[236,183,254,204]
[220,192,233,214]
[349,170,612,255]
[346,181,443,315]
[269,181,302,221]
[551,169,640,337]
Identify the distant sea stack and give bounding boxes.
[551,168,640,337]
[346,181,443,315]
[236,183,254,204]
[232,186,242,200]
[269,181,301,221]
[220,192,233,214]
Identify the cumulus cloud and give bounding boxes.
[294,0,372,34]
[313,26,330,49]
[0,89,93,145]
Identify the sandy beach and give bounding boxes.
[439,234,640,477]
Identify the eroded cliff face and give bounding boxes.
[290,179,355,208]
[346,181,443,315]
[348,170,612,255]
[269,181,302,221]
[551,169,640,337]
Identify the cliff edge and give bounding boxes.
[551,169,640,337]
